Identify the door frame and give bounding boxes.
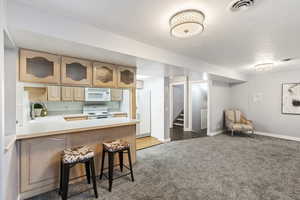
[188,80,209,135]
[169,81,188,131]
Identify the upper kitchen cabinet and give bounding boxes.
[73,87,85,101]
[61,56,92,86]
[93,62,117,88]
[117,66,136,88]
[19,49,61,84]
[47,86,61,101]
[110,89,123,101]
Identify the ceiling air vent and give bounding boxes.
[281,58,294,62]
[230,0,255,12]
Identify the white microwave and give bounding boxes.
[85,88,111,102]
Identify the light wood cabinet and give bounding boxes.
[19,49,61,84]
[64,115,88,121]
[24,87,48,102]
[61,87,74,101]
[93,62,117,88]
[47,86,61,101]
[117,66,136,88]
[110,88,123,101]
[20,136,66,192]
[73,87,85,101]
[112,113,128,118]
[61,57,92,86]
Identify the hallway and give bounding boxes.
[170,127,207,141]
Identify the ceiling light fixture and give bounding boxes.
[169,9,205,38]
[254,63,274,72]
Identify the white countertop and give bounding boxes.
[16,116,139,140]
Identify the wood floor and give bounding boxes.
[136,136,162,150]
[170,127,207,141]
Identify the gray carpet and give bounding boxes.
[28,134,300,200]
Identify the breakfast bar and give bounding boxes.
[17,117,139,199]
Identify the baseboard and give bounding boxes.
[159,138,171,143]
[207,130,224,136]
[184,128,192,132]
[255,131,300,142]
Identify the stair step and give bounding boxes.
[180,114,184,116]
[177,118,184,121]
[173,123,184,127]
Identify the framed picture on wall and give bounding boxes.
[282,83,300,115]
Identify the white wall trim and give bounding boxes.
[207,130,224,137]
[255,131,300,142]
[159,138,171,143]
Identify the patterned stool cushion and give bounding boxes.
[63,146,94,164]
[103,140,129,152]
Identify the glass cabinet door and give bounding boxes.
[19,49,61,84]
[93,62,117,88]
[61,56,92,86]
[117,66,136,88]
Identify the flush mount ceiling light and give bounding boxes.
[254,63,274,72]
[169,9,205,38]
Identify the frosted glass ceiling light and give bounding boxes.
[254,63,274,72]
[169,9,205,38]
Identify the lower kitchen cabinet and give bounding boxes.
[20,136,66,193]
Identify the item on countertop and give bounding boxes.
[33,103,43,117]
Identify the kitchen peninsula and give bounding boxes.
[17,117,138,199]
[15,48,139,199]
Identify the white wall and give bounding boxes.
[230,69,300,138]
[3,44,19,200]
[4,48,17,135]
[191,83,208,132]
[0,0,6,198]
[209,80,232,134]
[144,77,169,141]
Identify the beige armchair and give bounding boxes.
[224,110,254,136]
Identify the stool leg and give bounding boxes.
[85,161,91,184]
[118,151,123,172]
[108,152,115,192]
[127,148,134,182]
[59,161,63,195]
[90,158,98,198]
[61,164,70,200]
[100,149,105,180]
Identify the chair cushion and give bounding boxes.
[103,140,129,152]
[63,146,94,164]
[232,123,253,131]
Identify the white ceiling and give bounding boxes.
[11,0,300,73]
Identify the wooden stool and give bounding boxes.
[59,146,98,200]
[100,140,134,192]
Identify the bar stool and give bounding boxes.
[100,140,134,192]
[59,146,98,200]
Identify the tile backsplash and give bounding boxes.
[45,101,121,116]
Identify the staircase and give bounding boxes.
[173,110,184,127]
